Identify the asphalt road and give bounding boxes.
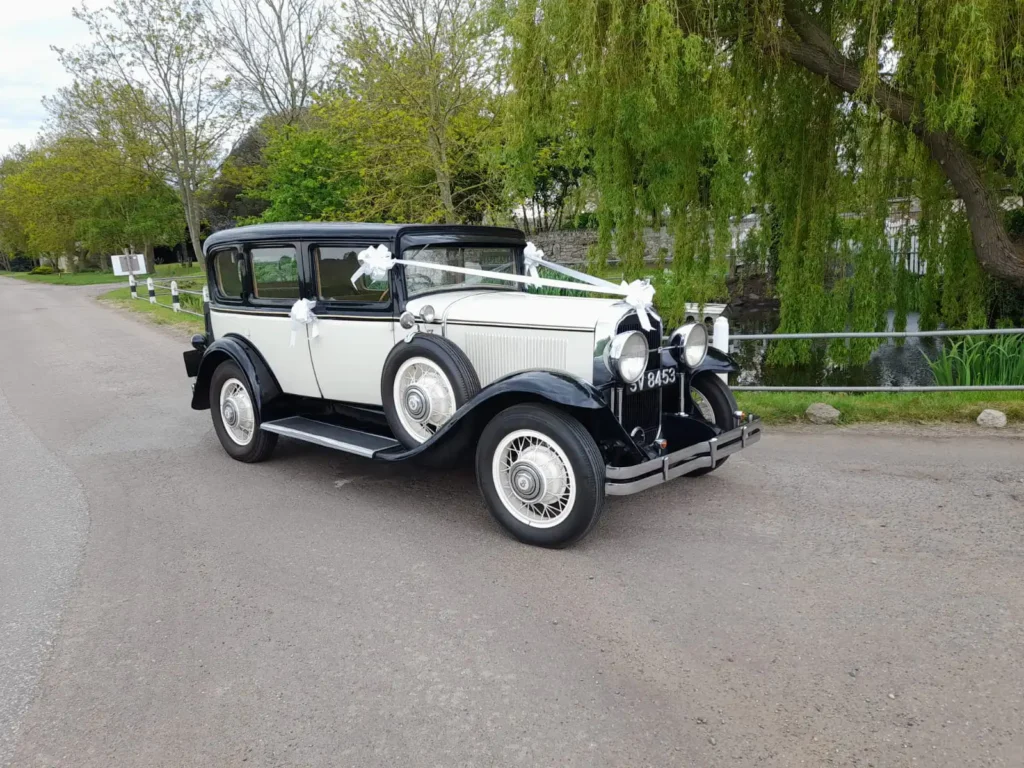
[1,278,1023,768]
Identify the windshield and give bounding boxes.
[402,245,518,298]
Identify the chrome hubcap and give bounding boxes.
[510,461,544,502]
[219,378,255,446]
[393,358,456,443]
[404,385,430,421]
[492,430,575,528]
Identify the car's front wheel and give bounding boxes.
[688,371,739,475]
[476,404,605,548]
[209,360,278,463]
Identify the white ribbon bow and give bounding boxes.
[289,298,319,347]
[351,244,395,287]
[621,279,656,331]
[523,241,544,281]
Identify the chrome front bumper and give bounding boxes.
[605,416,763,496]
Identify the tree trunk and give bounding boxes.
[780,2,1024,286]
[178,181,205,269]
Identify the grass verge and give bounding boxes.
[736,391,1024,425]
[100,286,204,333]
[1,262,203,285]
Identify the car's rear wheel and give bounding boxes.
[210,360,278,462]
[688,371,738,475]
[476,404,605,548]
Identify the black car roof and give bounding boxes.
[203,222,525,255]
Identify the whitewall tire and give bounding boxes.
[476,404,605,548]
[209,360,278,463]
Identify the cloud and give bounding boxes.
[0,5,101,154]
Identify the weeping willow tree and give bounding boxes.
[507,0,1024,363]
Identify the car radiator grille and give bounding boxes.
[616,313,663,444]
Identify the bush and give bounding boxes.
[9,256,34,272]
[29,265,55,275]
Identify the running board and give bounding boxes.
[261,416,400,458]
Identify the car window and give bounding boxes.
[213,248,244,300]
[251,246,299,300]
[313,245,390,302]
[403,245,517,298]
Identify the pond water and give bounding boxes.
[727,307,941,387]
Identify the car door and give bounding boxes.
[306,241,396,405]
[208,242,322,398]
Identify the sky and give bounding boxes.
[0,0,101,155]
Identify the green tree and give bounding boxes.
[1,137,180,267]
[0,150,31,270]
[245,117,363,222]
[337,0,505,223]
[58,0,244,266]
[508,0,1024,342]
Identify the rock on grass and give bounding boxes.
[976,408,1007,428]
[805,402,841,424]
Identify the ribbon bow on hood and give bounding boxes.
[621,279,657,331]
[523,241,544,282]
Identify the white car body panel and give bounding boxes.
[210,309,322,398]
[407,290,623,331]
[310,317,396,405]
[405,290,632,387]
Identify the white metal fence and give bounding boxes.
[725,326,1024,392]
[128,274,208,319]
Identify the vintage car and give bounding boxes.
[183,222,761,547]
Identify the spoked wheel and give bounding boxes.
[209,360,277,462]
[477,404,605,548]
[392,357,458,443]
[492,430,577,529]
[688,371,738,476]
[382,335,480,465]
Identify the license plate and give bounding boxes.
[628,367,677,393]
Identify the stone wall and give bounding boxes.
[529,228,675,265]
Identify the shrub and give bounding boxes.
[29,265,55,275]
[9,256,34,272]
[926,335,1024,386]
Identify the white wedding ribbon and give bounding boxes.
[289,298,319,347]
[350,243,395,284]
[351,242,657,329]
[621,279,657,331]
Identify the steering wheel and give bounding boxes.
[406,272,434,293]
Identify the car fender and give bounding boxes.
[659,344,738,375]
[190,334,282,415]
[692,346,739,375]
[378,369,642,462]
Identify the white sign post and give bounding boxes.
[110,254,148,276]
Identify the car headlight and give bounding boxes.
[670,322,708,367]
[607,330,649,384]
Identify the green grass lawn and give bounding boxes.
[1,262,203,285]
[100,286,205,333]
[736,390,1024,425]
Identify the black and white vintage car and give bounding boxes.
[183,223,761,547]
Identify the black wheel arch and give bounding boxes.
[190,334,282,416]
[660,344,738,376]
[376,369,642,465]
